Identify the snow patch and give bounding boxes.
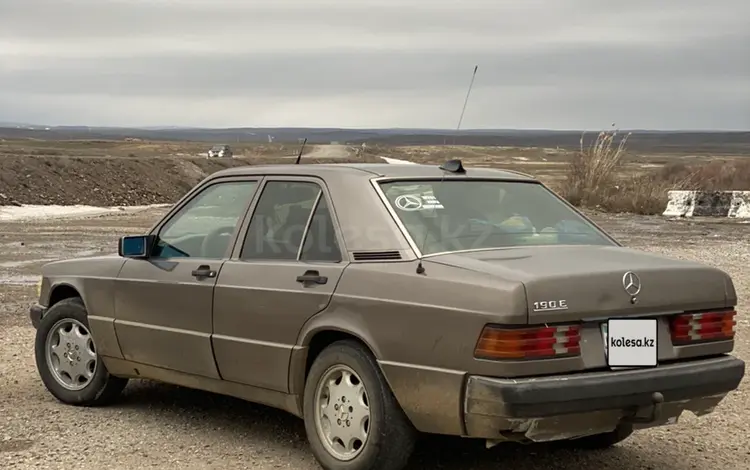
[0,250,102,268]
[0,204,171,222]
[380,157,418,165]
[0,258,59,268]
[0,274,40,286]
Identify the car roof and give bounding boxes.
[209,162,538,182]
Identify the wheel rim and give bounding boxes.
[45,319,98,391]
[313,364,371,461]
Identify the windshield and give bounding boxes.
[378,179,614,255]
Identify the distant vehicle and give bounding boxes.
[29,160,745,470]
[207,144,233,158]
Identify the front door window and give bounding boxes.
[152,181,258,259]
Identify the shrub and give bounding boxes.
[557,126,750,215]
[559,125,631,207]
[657,159,750,191]
[593,173,697,215]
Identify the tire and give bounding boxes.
[567,424,634,449]
[34,297,128,406]
[303,340,417,470]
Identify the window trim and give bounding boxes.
[370,176,620,258]
[231,176,347,263]
[298,192,344,264]
[147,176,262,260]
[296,190,322,260]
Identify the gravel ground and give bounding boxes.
[1,209,748,470]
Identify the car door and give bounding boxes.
[114,177,260,378]
[212,177,348,392]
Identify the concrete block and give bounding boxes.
[729,191,750,218]
[664,190,750,218]
[663,190,697,217]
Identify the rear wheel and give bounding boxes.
[303,340,416,470]
[567,424,634,449]
[34,297,128,406]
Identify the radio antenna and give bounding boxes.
[453,65,478,145]
[415,65,478,275]
[294,138,308,164]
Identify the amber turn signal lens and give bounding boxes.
[474,324,581,360]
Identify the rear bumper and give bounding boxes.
[464,355,744,440]
[29,303,47,329]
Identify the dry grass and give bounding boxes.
[559,127,750,215]
[656,159,750,191]
[560,126,632,207]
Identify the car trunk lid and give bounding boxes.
[427,245,731,323]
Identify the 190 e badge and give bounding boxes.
[532,300,568,312]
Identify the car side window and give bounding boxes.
[240,181,325,261]
[300,196,342,262]
[151,181,258,259]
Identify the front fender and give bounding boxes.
[41,256,125,309]
[40,255,127,359]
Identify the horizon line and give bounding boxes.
[1,123,748,133]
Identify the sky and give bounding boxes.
[0,0,748,130]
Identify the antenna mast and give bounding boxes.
[415,65,479,275]
[294,138,308,164]
[453,65,479,144]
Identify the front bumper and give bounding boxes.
[29,303,47,329]
[464,355,745,441]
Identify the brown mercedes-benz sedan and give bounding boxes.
[30,160,744,470]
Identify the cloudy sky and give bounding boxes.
[1,0,748,130]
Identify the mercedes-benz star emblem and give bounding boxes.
[395,194,423,211]
[622,271,641,296]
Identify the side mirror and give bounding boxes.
[118,235,155,259]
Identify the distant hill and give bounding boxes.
[0,124,748,154]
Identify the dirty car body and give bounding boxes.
[31,162,745,469]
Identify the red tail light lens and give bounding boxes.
[475,324,581,360]
[669,310,736,345]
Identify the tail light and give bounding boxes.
[669,310,736,345]
[474,324,581,360]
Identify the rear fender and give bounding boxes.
[290,305,467,436]
[290,307,384,396]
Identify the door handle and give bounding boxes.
[191,265,216,279]
[296,270,328,285]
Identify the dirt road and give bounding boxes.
[299,144,353,160]
[1,209,748,469]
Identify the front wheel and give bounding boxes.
[303,340,416,470]
[34,297,128,406]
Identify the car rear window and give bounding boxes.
[378,179,614,255]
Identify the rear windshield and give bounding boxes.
[378,179,613,255]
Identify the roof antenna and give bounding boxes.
[452,65,478,146]
[294,138,308,164]
[415,65,479,275]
